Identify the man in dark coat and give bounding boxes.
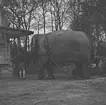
[10,41,18,77]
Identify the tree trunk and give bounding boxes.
[25,36,28,52]
[50,3,54,32]
[96,24,100,41]
[38,21,40,34]
[43,12,46,34]
[42,1,46,34]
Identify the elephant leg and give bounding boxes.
[38,67,45,80]
[73,62,90,79]
[82,63,91,79]
[72,62,83,78]
[37,56,48,80]
[45,59,55,80]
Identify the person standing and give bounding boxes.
[10,41,18,77]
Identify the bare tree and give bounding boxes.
[2,0,37,51]
[31,7,44,34]
[46,0,70,31]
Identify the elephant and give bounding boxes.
[31,30,93,80]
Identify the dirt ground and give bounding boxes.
[0,70,106,105]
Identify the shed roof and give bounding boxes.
[0,26,34,38]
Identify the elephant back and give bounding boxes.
[45,30,92,64]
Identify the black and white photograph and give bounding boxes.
[0,0,106,105]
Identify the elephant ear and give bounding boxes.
[32,35,39,54]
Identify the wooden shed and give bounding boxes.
[0,26,34,65]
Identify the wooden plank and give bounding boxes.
[0,27,34,38]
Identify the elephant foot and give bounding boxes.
[46,76,55,80]
[38,76,45,80]
[72,75,82,80]
[72,63,84,79]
